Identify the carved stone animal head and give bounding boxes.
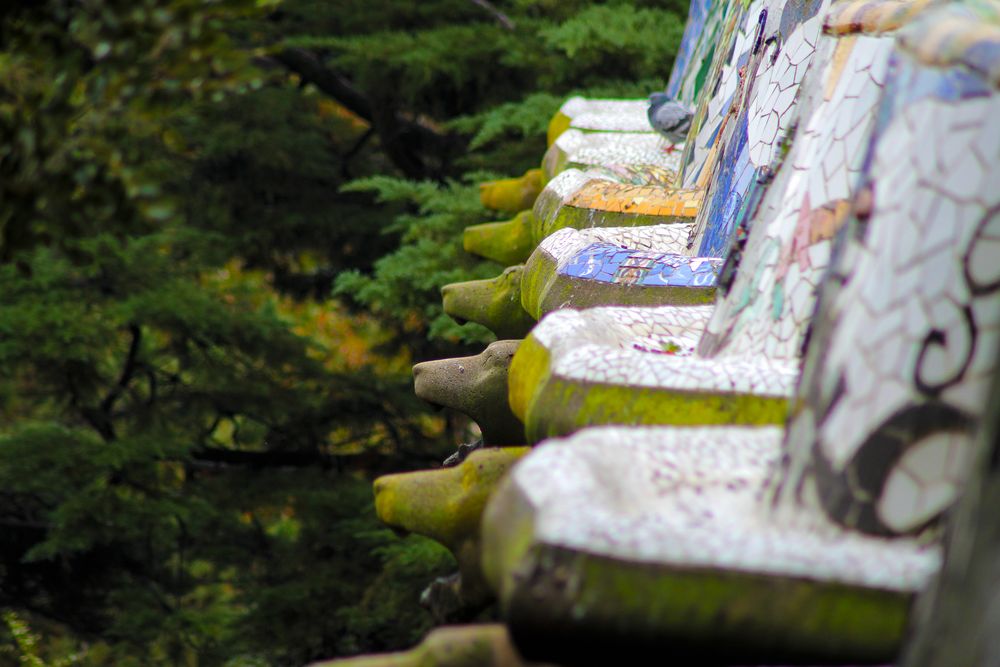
[413,340,525,445]
[441,266,535,339]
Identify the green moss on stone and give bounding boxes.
[507,335,551,423]
[501,544,910,664]
[524,373,788,443]
[479,169,543,214]
[442,266,536,339]
[463,211,536,266]
[547,111,572,148]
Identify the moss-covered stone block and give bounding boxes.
[502,544,913,665]
[546,110,571,148]
[442,266,535,340]
[478,170,543,214]
[508,332,791,443]
[463,211,535,266]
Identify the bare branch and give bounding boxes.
[469,0,515,29]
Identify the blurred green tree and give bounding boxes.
[0,0,685,664]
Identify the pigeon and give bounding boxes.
[648,92,693,154]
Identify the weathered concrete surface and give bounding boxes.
[463,211,535,266]
[374,447,529,617]
[413,340,525,446]
[442,266,535,340]
[479,169,543,214]
[309,624,537,667]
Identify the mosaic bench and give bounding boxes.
[519,0,888,325]
[509,0,907,441]
[462,0,747,272]
[459,0,817,332]
[482,6,1000,662]
[541,129,681,183]
[460,167,703,308]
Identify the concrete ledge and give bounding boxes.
[521,227,716,320]
[547,97,651,146]
[542,130,682,182]
[507,307,795,442]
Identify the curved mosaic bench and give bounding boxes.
[482,6,1000,661]
[776,0,1000,536]
[465,0,757,271]
[508,0,830,330]
[510,0,903,441]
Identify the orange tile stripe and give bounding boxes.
[566,181,704,218]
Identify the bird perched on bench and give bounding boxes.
[648,92,693,154]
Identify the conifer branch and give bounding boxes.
[271,47,461,179]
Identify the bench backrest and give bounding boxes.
[770,2,1000,535]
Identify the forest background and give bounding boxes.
[0,1,686,664]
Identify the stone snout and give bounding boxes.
[478,168,543,213]
[372,447,529,623]
[413,340,525,446]
[463,210,535,266]
[442,266,536,340]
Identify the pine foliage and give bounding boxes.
[0,0,686,663]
